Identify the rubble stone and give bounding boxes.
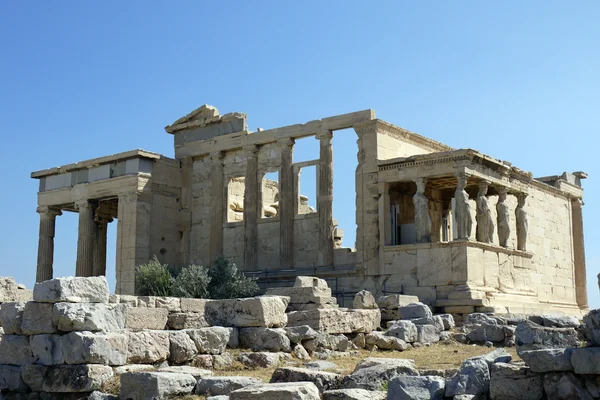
[157,365,214,379]
[195,376,262,396]
[376,295,420,310]
[270,367,341,393]
[284,325,318,344]
[515,320,579,355]
[365,331,409,351]
[239,327,291,352]
[169,331,197,364]
[339,358,418,391]
[295,276,328,289]
[543,372,593,400]
[323,389,386,400]
[386,320,418,343]
[239,352,282,368]
[570,347,600,374]
[230,382,321,400]
[520,348,573,373]
[489,362,543,400]
[352,290,377,309]
[398,302,432,319]
[387,375,445,400]
[445,357,490,397]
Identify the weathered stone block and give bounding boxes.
[30,334,63,365]
[127,331,170,364]
[303,332,350,352]
[570,347,600,374]
[195,376,262,396]
[543,372,593,400]
[239,351,283,368]
[365,331,409,351]
[120,371,197,400]
[61,331,128,365]
[416,325,440,343]
[168,312,209,329]
[125,307,168,331]
[42,365,113,392]
[294,276,328,289]
[398,302,432,319]
[180,298,210,313]
[353,290,377,309]
[520,348,573,373]
[52,303,126,332]
[265,287,335,305]
[0,302,26,334]
[387,375,445,400]
[0,335,33,366]
[157,365,213,379]
[438,314,455,330]
[21,364,47,391]
[467,322,505,343]
[284,325,318,344]
[33,277,109,303]
[21,302,56,335]
[489,362,543,400]
[376,294,420,310]
[286,308,380,334]
[339,358,418,391]
[155,296,181,312]
[0,277,18,302]
[0,364,29,391]
[204,296,289,328]
[444,357,490,397]
[323,388,386,400]
[187,327,230,355]
[515,320,579,355]
[169,331,197,364]
[270,367,341,393]
[239,327,291,352]
[230,382,321,400]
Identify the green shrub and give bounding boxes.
[207,257,260,299]
[172,264,211,298]
[135,256,173,296]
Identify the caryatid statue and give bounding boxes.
[475,182,494,243]
[516,193,528,251]
[454,173,473,240]
[413,177,432,243]
[496,187,511,247]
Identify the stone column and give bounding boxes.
[209,151,225,263]
[36,206,62,282]
[93,214,112,277]
[278,138,294,269]
[75,200,96,277]
[571,198,588,308]
[316,130,334,267]
[516,193,528,251]
[454,173,473,240]
[413,178,432,243]
[243,145,259,271]
[496,187,511,247]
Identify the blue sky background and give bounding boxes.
[1,1,598,308]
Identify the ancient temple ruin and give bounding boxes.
[31,105,589,315]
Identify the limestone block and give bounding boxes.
[467,322,505,343]
[157,365,213,379]
[168,312,209,329]
[204,296,289,328]
[155,296,181,312]
[303,332,350,352]
[515,320,579,355]
[0,335,33,365]
[386,321,418,343]
[195,376,262,396]
[21,364,47,391]
[543,372,593,400]
[339,358,418,391]
[118,295,138,306]
[0,277,18,302]
[416,325,440,344]
[30,334,64,365]
[114,364,155,375]
[52,303,126,332]
[387,375,445,400]
[439,314,455,330]
[444,357,490,397]
[519,349,573,373]
[365,331,409,351]
[306,360,339,371]
[489,362,543,400]
[120,371,197,400]
[169,331,197,364]
[380,309,400,321]
[286,308,380,334]
[187,327,230,355]
[570,347,600,374]
[376,295,419,310]
[292,344,311,361]
[295,276,328,288]
[398,302,432,319]
[284,325,318,344]
[62,331,128,365]
[270,367,341,393]
[0,302,26,334]
[239,351,284,368]
[21,302,56,335]
[410,316,445,332]
[265,287,335,305]
[42,365,113,392]
[137,296,156,308]
[181,298,210,313]
[125,307,168,331]
[108,294,120,304]
[352,290,377,309]
[0,364,28,391]
[230,382,321,400]
[239,327,291,352]
[127,330,170,364]
[88,391,119,400]
[33,277,109,303]
[323,389,386,400]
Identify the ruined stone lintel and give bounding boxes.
[278,138,294,269]
[413,177,432,243]
[516,193,528,251]
[75,199,96,277]
[454,173,473,240]
[317,130,334,266]
[209,151,225,263]
[243,145,260,270]
[475,181,494,244]
[571,198,588,308]
[36,206,62,282]
[496,186,510,247]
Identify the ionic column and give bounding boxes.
[243,145,259,270]
[209,151,225,263]
[571,198,588,308]
[36,206,62,282]
[454,173,473,240]
[75,199,96,277]
[93,214,112,277]
[278,138,294,268]
[316,130,334,266]
[516,193,528,251]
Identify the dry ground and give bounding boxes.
[101,342,519,400]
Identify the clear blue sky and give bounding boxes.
[1,2,598,308]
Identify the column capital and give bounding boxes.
[243,144,259,158]
[315,130,333,142]
[517,192,528,205]
[413,177,427,193]
[277,138,294,148]
[209,151,224,161]
[455,172,469,188]
[74,199,94,210]
[37,206,62,218]
[95,213,114,224]
[497,185,509,195]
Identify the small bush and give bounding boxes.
[172,264,211,298]
[135,256,173,296]
[208,257,260,299]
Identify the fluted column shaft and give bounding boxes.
[279,138,294,269]
[243,145,259,271]
[571,198,588,308]
[36,206,62,282]
[210,151,225,263]
[93,215,111,277]
[316,130,334,266]
[76,200,96,277]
